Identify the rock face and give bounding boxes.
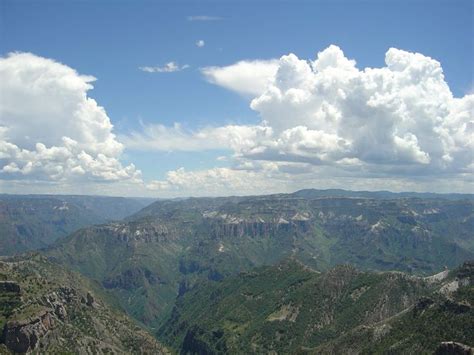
[434,342,473,355]
[0,254,168,354]
[2,310,53,353]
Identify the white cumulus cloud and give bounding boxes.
[136,45,473,195]
[201,59,279,96]
[3,46,471,197]
[0,52,141,183]
[199,45,473,176]
[144,162,472,197]
[196,40,205,48]
[245,45,473,176]
[146,166,283,196]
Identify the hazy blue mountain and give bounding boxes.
[291,188,474,201]
[1,194,156,221]
[0,194,155,255]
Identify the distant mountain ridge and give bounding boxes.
[291,188,474,201]
[0,194,155,255]
[0,194,156,221]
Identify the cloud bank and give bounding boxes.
[0,52,141,184]
[142,45,473,195]
[1,46,471,196]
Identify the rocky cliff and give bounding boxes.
[0,254,168,354]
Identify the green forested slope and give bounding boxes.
[159,260,473,354]
[0,253,168,354]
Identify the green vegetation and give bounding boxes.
[2,190,471,353]
[159,260,473,354]
[0,194,154,255]
[47,193,473,330]
[158,259,428,353]
[0,253,168,354]
[316,262,474,354]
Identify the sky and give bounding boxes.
[0,0,473,197]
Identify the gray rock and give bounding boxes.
[2,310,54,353]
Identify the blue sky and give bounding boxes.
[0,0,472,196]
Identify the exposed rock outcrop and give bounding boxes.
[1,310,53,353]
[434,341,473,355]
[0,255,168,354]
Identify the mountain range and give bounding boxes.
[0,189,472,353]
[0,194,154,255]
[46,192,473,328]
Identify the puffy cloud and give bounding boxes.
[200,45,472,177]
[0,52,141,183]
[201,59,279,96]
[142,45,472,195]
[3,46,471,197]
[146,166,283,196]
[196,40,205,48]
[139,62,189,73]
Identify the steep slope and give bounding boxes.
[130,194,474,273]
[314,262,474,354]
[158,260,473,354]
[0,194,154,255]
[47,221,187,326]
[46,194,473,329]
[0,253,168,354]
[158,259,432,353]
